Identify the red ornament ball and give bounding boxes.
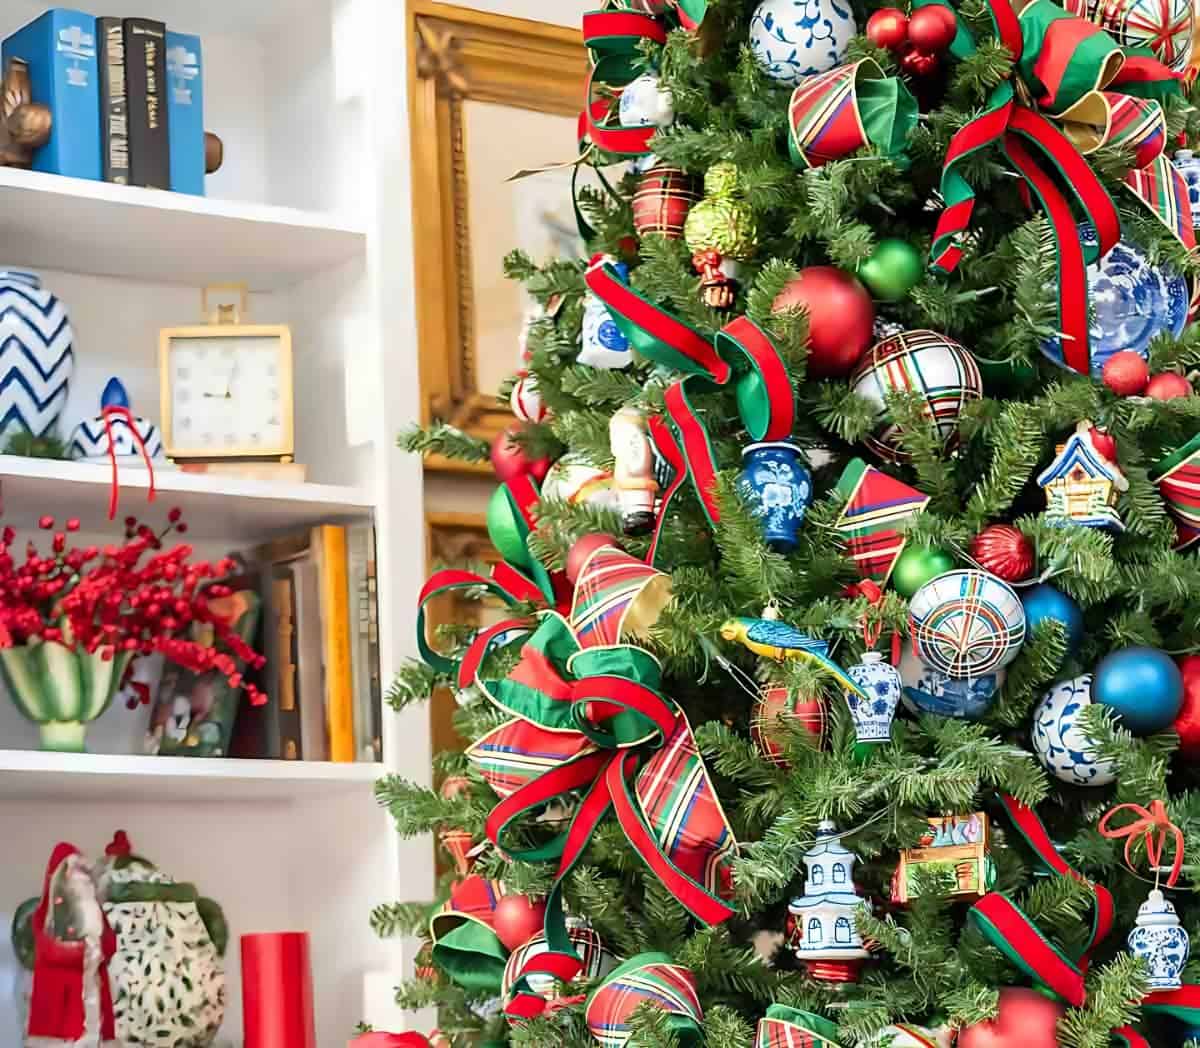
[751,685,825,767]
[1146,372,1193,401]
[1102,350,1150,396]
[865,7,910,49]
[906,4,957,52]
[899,43,941,76]
[957,988,1064,1048]
[971,525,1035,582]
[490,425,551,484]
[633,165,699,241]
[1173,654,1200,759]
[567,533,618,584]
[492,893,548,952]
[772,267,875,377]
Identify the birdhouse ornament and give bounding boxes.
[1037,421,1128,531]
[684,162,758,309]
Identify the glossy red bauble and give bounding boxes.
[971,525,1035,582]
[1088,426,1117,463]
[1102,350,1150,396]
[1146,372,1193,400]
[491,425,551,484]
[866,7,910,49]
[492,893,548,952]
[751,685,825,767]
[957,988,1064,1048]
[772,267,875,377]
[898,43,941,76]
[567,533,618,584]
[1173,655,1200,759]
[906,5,958,52]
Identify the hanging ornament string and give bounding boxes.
[843,579,902,665]
[1097,799,1184,888]
[101,404,157,520]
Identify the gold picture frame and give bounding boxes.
[408,0,586,471]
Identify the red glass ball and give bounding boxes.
[751,685,824,767]
[772,267,875,377]
[970,525,1035,582]
[567,533,618,584]
[1173,655,1200,759]
[1146,372,1193,400]
[958,988,1064,1048]
[906,5,957,52]
[899,43,941,76]
[1102,350,1150,396]
[866,7,910,49]
[633,166,699,241]
[1089,426,1118,463]
[492,893,547,952]
[490,425,551,484]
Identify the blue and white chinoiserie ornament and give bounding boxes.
[1173,150,1200,228]
[788,820,869,983]
[1128,889,1190,990]
[0,269,73,441]
[739,441,812,552]
[68,378,165,464]
[580,263,633,370]
[749,0,855,87]
[1041,224,1189,377]
[845,651,902,745]
[1031,675,1117,787]
[1037,421,1128,532]
[908,570,1026,680]
[899,648,1003,721]
[618,72,675,130]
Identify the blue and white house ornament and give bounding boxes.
[898,648,1003,721]
[1172,150,1200,229]
[69,378,165,464]
[739,441,812,552]
[749,0,855,87]
[845,651,902,745]
[1037,421,1128,532]
[0,268,73,441]
[580,262,633,370]
[617,72,674,129]
[1030,674,1117,787]
[1041,223,1188,377]
[788,820,869,982]
[1127,888,1189,990]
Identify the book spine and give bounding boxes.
[273,572,301,760]
[122,18,169,189]
[365,530,382,762]
[293,559,329,760]
[165,31,203,196]
[3,10,101,180]
[347,523,375,762]
[96,18,128,184]
[316,525,356,762]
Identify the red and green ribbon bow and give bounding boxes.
[756,1005,841,1047]
[466,611,737,1021]
[429,875,511,993]
[929,0,1193,376]
[585,953,704,1046]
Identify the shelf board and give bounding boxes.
[0,456,373,539]
[0,749,386,803]
[0,168,366,290]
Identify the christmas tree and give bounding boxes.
[378,0,1200,1044]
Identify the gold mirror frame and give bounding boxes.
[409,1,587,472]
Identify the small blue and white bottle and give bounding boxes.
[580,262,633,370]
[1127,888,1189,990]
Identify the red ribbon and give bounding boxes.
[1097,799,1184,887]
[101,405,157,521]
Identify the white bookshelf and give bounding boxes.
[0,1,428,1045]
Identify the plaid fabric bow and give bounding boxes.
[929,0,1193,377]
[585,953,704,1047]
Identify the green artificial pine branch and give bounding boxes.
[399,422,490,463]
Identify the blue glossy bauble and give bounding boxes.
[748,0,855,87]
[739,441,812,552]
[1021,583,1084,657]
[1041,224,1188,378]
[1092,646,1184,735]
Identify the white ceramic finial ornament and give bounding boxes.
[1127,888,1189,990]
[580,261,633,370]
[788,820,869,982]
[618,73,675,129]
[845,651,902,745]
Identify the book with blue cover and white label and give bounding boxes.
[165,32,204,196]
[3,9,101,180]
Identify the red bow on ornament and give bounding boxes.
[1098,799,1184,887]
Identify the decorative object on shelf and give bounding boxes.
[1021,583,1084,658]
[1127,889,1189,990]
[501,918,617,1008]
[618,71,675,129]
[492,894,547,952]
[748,0,855,85]
[751,682,825,766]
[956,987,1065,1048]
[899,647,1003,720]
[0,268,73,443]
[891,813,992,903]
[738,440,812,552]
[970,525,1034,583]
[772,266,874,377]
[851,329,983,463]
[581,262,634,369]
[1153,432,1200,550]
[908,569,1026,679]
[684,162,758,308]
[844,651,902,750]
[834,458,930,583]
[865,8,910,50]
[68,377,165,465]
[159,285,295,463]
[633,165,698,240]
[787,821,869,982]
[1070,0,1193,70]
[857,238,924,301]
[204,131,224,174]
[1173,149,1200,225]
[1171,655,1200,758]
[891,545,956,599]
[1031,674,1117,786]
[1102,350,1151,396]
[1037,421,1128,531]
[1145,371,1193,400]
[585,953,703,1047]
[490,424,551,484]
[610,405,659,535]
[0,57,51,168]
[241,931,316,1048]
[720,618,870,701]
[1092,646,1183,735]
[510,370,547,423]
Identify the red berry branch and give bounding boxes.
[0,510,266,706]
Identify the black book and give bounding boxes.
[96,18,129,184]
[122,18,169,189]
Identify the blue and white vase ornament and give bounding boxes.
[1172,150,1200,229]
[580,262,633,370]
[739,441,812,552]
[898,648,1003,721]
[749,0,855,87]
[69,378,165,464]
[0,268,73,441]
[1127,888,1189,990]
[1030,674,1117,787]
[845,651,902,745]
[618,72,674,130]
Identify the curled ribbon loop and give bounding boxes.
[1097,799,1185,887]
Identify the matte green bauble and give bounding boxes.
[891,545,956,597]
[858,239,924,302]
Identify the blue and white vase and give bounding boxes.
[580,263,633,370]
[748,0,855,87]
[0,269,73,441]
[845,651,902,744]
[1030,674,1117,787]
[1172,149,1200,228]
[1128,889,1189,990]
[739,441,812,552]
[618,73,674,129]
[69,378,164,464]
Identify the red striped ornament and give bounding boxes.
[633,166,699,240]
[834,457,930,583]
[510,371,547,423]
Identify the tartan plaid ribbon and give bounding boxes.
[756,1005,841,1046]
[834,458,930,585]
[1151,433,1200,551]
[585,953,704,1046]
[466,612,736,1022]
[927,0,1192,376]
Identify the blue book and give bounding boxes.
[166,31,203,196]
[3,9,101,180]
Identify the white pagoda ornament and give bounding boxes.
[788,820,869,982]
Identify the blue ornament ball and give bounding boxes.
[1092,647,1184,735]
[748,0,855,87]
[1021,584,1084,656]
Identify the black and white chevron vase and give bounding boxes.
[69,414,164,462]
[0,270,74,440]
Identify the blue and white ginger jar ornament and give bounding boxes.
[1172,150,1200,229]
[69,378,165,463]
[1030,674,1117,787]
[845,651,902,744]
[618,73,674,129]
[1127,888,1189,990]
[739,441,812,552]
[580,262,633,370]
[749,0,855,87]
[0,269,73,441]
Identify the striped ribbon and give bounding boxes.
[569,542,673,649]
[1151,432,1200,551]
[756,1005,841,1047]
[586,954,704,1046]
[834,458,930,584]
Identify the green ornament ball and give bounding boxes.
[858,238,924,302]
[891,545,956,598]
[487,487,531,570]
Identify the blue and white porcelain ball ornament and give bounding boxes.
[1031,674,1117,786]
[739,441,812,552]
[0,268,73,441]
[69,378,165,463]
[1172,150,1200,229]
[618,73,674,130]
[748,0,855,87]
[898,648,1004,720]
[1041,224,1189,377]
[580,262,633,370]
[1128,889,1189,991]
[1092,646,1183,735]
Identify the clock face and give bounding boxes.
[165,333,292,456]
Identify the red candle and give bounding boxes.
[241,932,316,1048]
